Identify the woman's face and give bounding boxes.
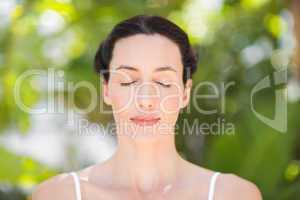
[102,33,192,138]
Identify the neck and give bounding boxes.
[111,129,183,195]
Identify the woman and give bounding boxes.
[32,14,262,200]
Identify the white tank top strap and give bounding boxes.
[70,172,82,200]
[208,172,221,200]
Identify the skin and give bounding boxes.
[32,34,262,200]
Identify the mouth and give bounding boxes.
[130,116,161,126]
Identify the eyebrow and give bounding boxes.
[115,65,177,73]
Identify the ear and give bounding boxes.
[180,79,192,109]
[102,79,112,105]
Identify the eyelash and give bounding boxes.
[120,81,171,88]
[120,81,137,86]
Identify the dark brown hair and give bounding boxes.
[94,14,198,85]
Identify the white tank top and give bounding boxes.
[69,171,221,200]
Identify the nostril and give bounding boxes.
[138,102,154,110]
[141,103,151,108]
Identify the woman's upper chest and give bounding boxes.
[80,180,210,200]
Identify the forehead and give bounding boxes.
[109,33,183,74]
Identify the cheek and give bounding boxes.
[158,90,182,127]
[110,86,133,115]
[160,88,182,114]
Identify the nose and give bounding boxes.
[136,82,159,112]
[138,99,154,110]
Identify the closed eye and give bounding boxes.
[154,81,171,88]
[120,80,137,86]
[120,80,171,88]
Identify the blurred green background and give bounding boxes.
[0,0,300,199]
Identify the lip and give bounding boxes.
[130,116,161,126]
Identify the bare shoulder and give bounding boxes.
[31,172,76,200]
[215,173,263,200]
